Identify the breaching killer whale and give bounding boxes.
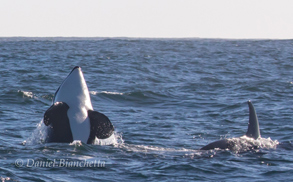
[201,101,260,150]
[43,66,114,144]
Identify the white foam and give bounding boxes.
[227,135,279,153]
[0,177,11,182]
[118,143,198,153]
[93,133,117,145]
[18,90,36,99]
[70,140,83,146]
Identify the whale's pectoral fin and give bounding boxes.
[246,101,261,139]
[44,106,54,126]
[43,102,73,143]
[44,102,69,126]
[87,110,114,144]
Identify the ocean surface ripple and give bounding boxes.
[0,38,293,181]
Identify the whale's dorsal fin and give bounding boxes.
[246,101,260,139]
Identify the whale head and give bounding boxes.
[44,66,114,144]
[54,66,93,111]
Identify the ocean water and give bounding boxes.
[0,37,293,181]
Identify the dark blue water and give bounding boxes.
[0,38,293,181]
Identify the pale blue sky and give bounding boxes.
[1,0,292,39]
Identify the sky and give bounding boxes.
[0,0,292,39]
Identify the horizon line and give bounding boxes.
[0,36,292,41]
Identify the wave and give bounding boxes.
[90,91,124,95]
[116,143,199,154]
[90,90,170,106]
[16,90,53,103]
[15,89,169,106]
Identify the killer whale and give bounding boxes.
[201,101,260,150]
[43,66,114,144]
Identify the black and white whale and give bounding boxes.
[201,101,260,150]
[43,66,114,144]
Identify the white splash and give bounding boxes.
[0,177,11,182]
[24,120,48,145]
[227,135,279,153]
[70,140,83,146]
[93,134,117,145]
[18,90,36,99]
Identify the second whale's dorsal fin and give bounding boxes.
[246,100,261,139]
